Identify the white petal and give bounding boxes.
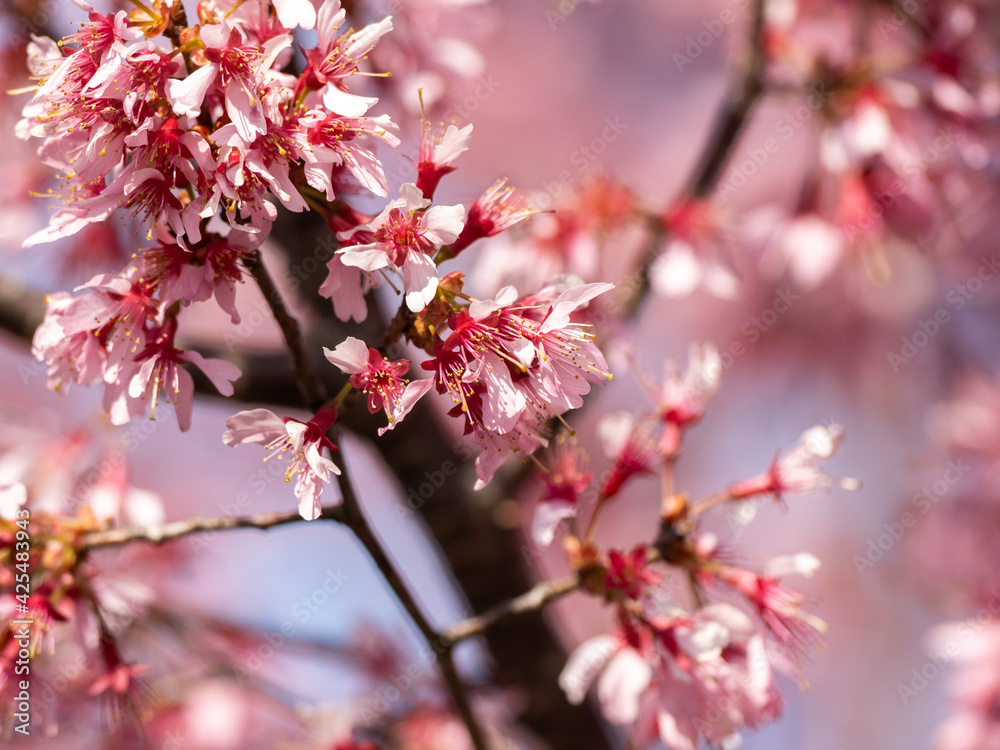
[596,648,653,724]
[323,337,370,374]
[422,204,465,246]
[558,635,617,705]
[597,412,636,459]
[0,483,28,520]
[531,500,577,547]
[272,0,317,30]
[650,241,701,298]
[402,253,439,312]
[165,64,217,118]
[764,552,821,580]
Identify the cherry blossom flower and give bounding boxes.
[297,109,400,200]
[650,201,738,299]
[718,554,827,665]
[338,182,465,311]
[422,282,613,486]
[223,408,341,520]
[300,2,394,118]
[560,604,783,748]
[605,546,661,602]
[168,22,290,142]
[531,445,591,546]
[639,343,722,458]
[728,423,860,502]
[597,412,658,499]
[324,337,433,434]
[105,316,242,432]
[31,291,108,392]
[416,122,474,199]
[58,274,159,367]
[449,179,537,258]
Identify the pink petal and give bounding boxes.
[185,351,242,396]
[223,409,287,446]
[432,124,474,165]
[338,244,390,272]
[323,337,370,374]
[165,63,217,118]
[541,282,614,333]
[379,378,433,435]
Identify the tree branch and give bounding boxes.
[333,463,491,750]
[244,249,329,412]
[622,0,770,317]
[441,573,582,647]
[244,255,491,749]
[81,504,346,550]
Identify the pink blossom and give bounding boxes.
[605,546,661,602]
[416,123,474,199]
[105,317,242,432]
[58,274,159,367]
[561,604,782,748]
[650,201,738,299]
[297,109,400,200]
[31,292,108,392]
[167,22,290,143]
[719,555,827,664]
[301,4,394,118]
[318,254,370,323]
[532,446,591,546]
[423,282,613,486]
[324,337,433,434]
[338,182,465,311]
[641,343,721,457]
[597,413,658,499]
[223,408,341,520]
[728,423,860,501]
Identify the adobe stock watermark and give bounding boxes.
[716,84,831,201]
[877,0,928,40]
[887,254,1000,373]
[532,116,629,210]
[357,605,469,727]
[853,459,969,575]
[673,0,754,71]
[439,74,501,125]
[897,588,1000,705]
[546,0,589,30]
[224,235,339,350]
[705,288,801,388]
[4,0,57,48]
[394,440,475,524]
[234,567,350,683]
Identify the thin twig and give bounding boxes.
[441,574,582,647]
[246,258,492,749]
[81,505,346,550]
[244,250,329,412]
[622,0,770,317]
[333,462,492,750]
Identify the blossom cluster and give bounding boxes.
[520,345,861,748]
[15,1,619,522]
